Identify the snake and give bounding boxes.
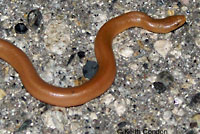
[0,11,186,107]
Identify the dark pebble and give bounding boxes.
[83,60,98,79]
[77,51,85,59]
[21,96,27,101]
[190,92,200,105]
[133,104,137,109]
[157,71,174,87]
[117,121,127,128]
[153,82,167,93]
[87,107,92,112]
[190,122,198,128]
[15,23,28,34]
[66,53,76,66]
[177,2,182,8]
[158,71,174,82]
[27,9,42,29]
[143,63,148,69]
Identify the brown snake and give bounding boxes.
[0,11,186,107]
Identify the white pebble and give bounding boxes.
[41,110,66,131]
[119,47,133,58]
[0,89,6,100]
[154,40,172,58]
[163,111,177,125]
[163,111,172,121]
[101,94,115,105]
[174,97,184,106]
[114,99,126,116]
[89,112,98,120]
[146,75,157,83]
[40,59,55,82]
[0,15,9,21]
[128,63,139,71]
[40,70,54,82]
[68,109,83,116]
[44,20,70,55]
[181,6,188,11]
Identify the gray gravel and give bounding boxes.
[0,0,200,134]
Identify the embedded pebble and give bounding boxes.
[89,112,98,120]
[154,40,172,58]
[153,71,174,93]
[167,10,175,16]
[119,47,134,58]
[117,121,127,128]
[27,9,42,29]
[40,59,56,82]
[128,63,139,71]
[41,110,66,131]
[163,111,177,125]
[101,94,115,105]
[66,53,76,66]
[15,23,28,34]
[44,20,70,55]
[83,60,98,79]
[181,6,188,11]
[0,15,9,21]
[114,99,126,116]
[153,82,167,93]
[146,75,157,83]
[143,63,148,69]
[77,51,85,59]
[157,71,174,87]
[163,111,172,121]
[190,92,200,106]
[0,89,6,100]
[68,109,83,116]
[174,97,184,106]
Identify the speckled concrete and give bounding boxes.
[0,0,199,134]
